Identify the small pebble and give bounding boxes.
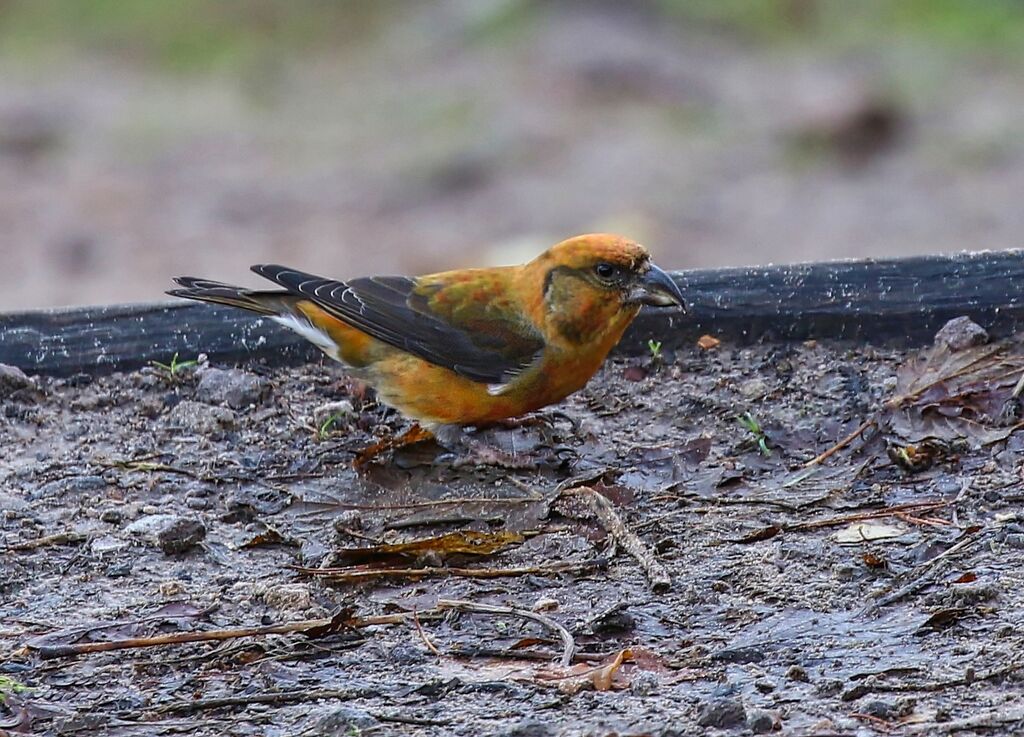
[156,517,207,555]
[629,670,659,696]
[503,721,554,737]
[696,697,746,728]
[861,699,896,720]
[304,706,377,735]
[196,367,271,409]
[168,400,237,434]
[786,664,810,682]
[747,708,779,734]
[0,363,34,398]
[934,316,988,351]
[106,561,132,578]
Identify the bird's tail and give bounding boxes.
[168,277,299,317]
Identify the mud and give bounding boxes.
[3,335,1024,735]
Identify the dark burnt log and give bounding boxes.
[2,251,1022,376]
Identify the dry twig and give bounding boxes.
[292,560,600,582]
[29,609,438,660]
[437,598,575,667]
[3,531,87,552]
[575,486,671,591]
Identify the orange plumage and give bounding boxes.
[169,233,684,429]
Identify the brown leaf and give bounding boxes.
[697,334,720,350]
[886,339,1024,449]
[861,552,887,568]
[239,524,298,549]
[335,530,525,565]
[915,607,968,634]
[301,607,358,639]
[951,572,977,584]
[591,648,629,691]
[733,525,782,543]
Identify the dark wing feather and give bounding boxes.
[251,264,544,384]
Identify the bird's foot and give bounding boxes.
[353,424,434,470]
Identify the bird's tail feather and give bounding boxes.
[168,277,299,317]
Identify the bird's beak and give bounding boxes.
[628,263,686,310]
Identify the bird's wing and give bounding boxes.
[251,265,544,385]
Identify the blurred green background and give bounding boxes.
[2,0,1023,308]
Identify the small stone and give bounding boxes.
[696,697,746,728]
[747,708,779,734]
[305,706,378,735]
[503,721,553,737]
[196,367,271,409]
[786,664,810,682]
[156,517,207,555]
[100,509,123,524]
[106,561,132,577]
[861,699,896,720]
[629,670,659,696]
[126,514,205,554]
[168,400,237,434]
[262,583,312,613]
[126,513,179,536]
[754,679,776,693]
[35,475,107,500]
[739,378,769,398]
[91,535,128,555]
[185,495,210,511]
[0,364,33,398]
[935,316,988,351]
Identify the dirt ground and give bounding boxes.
[3,323,1024,736]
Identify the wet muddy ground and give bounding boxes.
[3,328,1024,736]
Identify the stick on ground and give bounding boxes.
[576,486,671,592]
[437,598,576,667]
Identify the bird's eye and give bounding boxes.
[594,262,616,279]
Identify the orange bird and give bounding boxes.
[169,233,684,449]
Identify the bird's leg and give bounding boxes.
[432,424,539,470]
[353,423,434,470]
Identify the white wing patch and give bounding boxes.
[271,314,340,358]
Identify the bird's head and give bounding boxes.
[538,233,685,307]
[525,233,685,345]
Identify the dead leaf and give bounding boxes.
[951,572,978,584]
[832,522,906,544]
[884,339,1024,449]
[861,552,887,568]
[334,530,525,565]
[591,648,629,691]
[915,607,968,634]
[733,525,782,543]
[238,523,298,549]
[301,607,358,638]
[24,602,211,650]
[697,335,720,350]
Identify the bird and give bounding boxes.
[169,233,685,463]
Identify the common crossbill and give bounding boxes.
[170,233,684,454]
